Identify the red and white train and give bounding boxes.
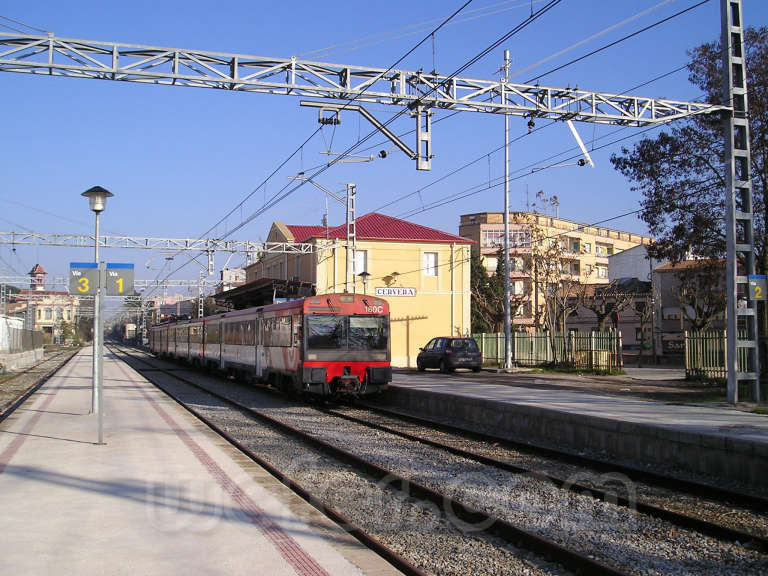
[149,293,392,397]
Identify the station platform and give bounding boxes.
[384,374,768,488]
[0,348,400,576]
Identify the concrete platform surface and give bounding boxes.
[390,374,768,442]
[0,348,400,576]
[385,374,768,486]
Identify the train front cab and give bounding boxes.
[300,294,392,396]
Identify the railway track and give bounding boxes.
[112,345,767,575]
[0,348,80,422]
[324,405,768,547]
[357,400,768,510]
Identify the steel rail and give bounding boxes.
[109,346,428,576]
[113,345,628,576]
[359,402,768,513]
[322,405,767,551]
[0,349,79,423]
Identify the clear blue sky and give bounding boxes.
[1,0,766,302]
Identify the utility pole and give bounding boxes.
[289,175,356,293]
[346,183,357,294]
[502,50,513,371]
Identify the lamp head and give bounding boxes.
[82,186,114,213]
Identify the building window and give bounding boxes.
[571,239,579,252]
[66,310,71,321]
[45,309,52,320]
[424,252,438,276]
[584,242,591,253]
[595,243,612,257]
[585,264,593,276]
[596,265,608,278]
[354,250,368,274]
[37,309,41,320]
[480,229,530,248]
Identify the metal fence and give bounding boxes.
[0,317,43,354]
[684,330,750,380]
[472,331,622,371]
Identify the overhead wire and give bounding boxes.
[137,0,716,297]
[211,0,478,238]
[0,14,50,35]
[146,0,479,296]
[524,0,711,83]
[320,2,710,214]
[510,0,679,80]
[218,0,562,243]
[297,0,547,60]
[395,90,726,220]
[372,61,696,216]
[206,0,692,231]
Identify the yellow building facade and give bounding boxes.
[247,213,472,367]
[459,212,652,328]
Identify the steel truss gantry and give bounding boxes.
[0,276,217,290]
[0,32,728,171]
[0,32,726,123]
[0,231,321,258]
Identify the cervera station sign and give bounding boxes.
[375,287,416,297]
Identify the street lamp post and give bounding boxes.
[82,185,113,445]
[358,271,371,294]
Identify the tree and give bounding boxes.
[524,193,586,362]
[59,320,75,345]
[470,253,500,333]
[581,281,636,332]
[677,261,726,331]
[629,286,657,367]
[610,27,766,268]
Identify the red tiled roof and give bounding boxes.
[655,259,725,272]
[286,225,327,243]
[292,213,472,244]
[29,264,46,275]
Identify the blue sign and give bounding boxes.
[69,262,134,296]
[748,275,766,301]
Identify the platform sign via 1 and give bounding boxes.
[105,263,134,296]
[748,275,767,301]
[70,262,134,296]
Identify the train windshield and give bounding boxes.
[306,315,388,351]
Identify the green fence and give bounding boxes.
[684,330,750,380]
[472,331,622,371]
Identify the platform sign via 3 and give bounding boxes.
[69,262,99,295]
[70,262,134,296]
[748,275,767,301]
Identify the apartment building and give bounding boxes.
[459,212,652,328]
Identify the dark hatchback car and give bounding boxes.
[417,337,482,373]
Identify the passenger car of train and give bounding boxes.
[149,293,392,397]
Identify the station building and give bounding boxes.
[246,213,472,367]
[6,264,80,344]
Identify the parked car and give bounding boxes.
[417,337,482,373]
